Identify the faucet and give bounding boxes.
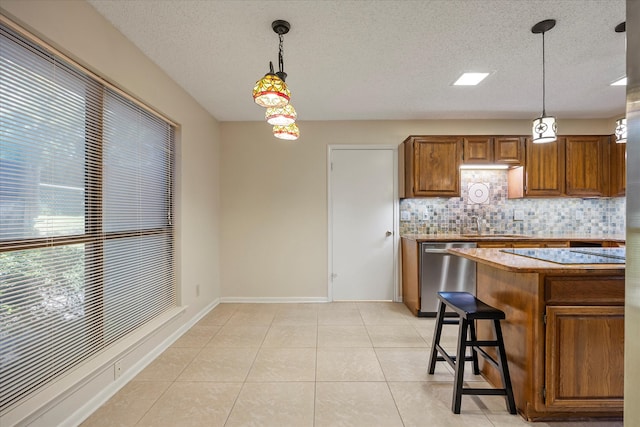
[471,216,481,235]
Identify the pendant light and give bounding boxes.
[252,20,292,108]
[615,117,627,143]
[273,123,300,140]
[531,19,557,144]
[614,22,626,143]
[266,103,297,126]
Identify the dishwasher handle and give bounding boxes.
[422,248,450,254]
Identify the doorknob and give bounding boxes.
[385,231,393,237]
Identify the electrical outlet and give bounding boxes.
[422,210,429,220]
[575,211,584,220]
[400,211,410,221]
[196,284,200,297]
[114,360,123,379]
[514,210,525,221]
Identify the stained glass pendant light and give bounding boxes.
[266,103,297,125]
[273,123,300,140]
[252,20,292,108]
[531,19,557,144]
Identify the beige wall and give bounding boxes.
[1,1,221,424]
[220,119,613,300]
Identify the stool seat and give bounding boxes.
[428,291,516,415]
[438,291,506,320]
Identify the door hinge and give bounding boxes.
[543,314,547,325]
[330,273,337,281]
[542,387,546,402]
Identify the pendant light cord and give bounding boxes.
[542,31,546,116]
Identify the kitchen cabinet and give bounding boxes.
[509,135,614,198]
[565,136,609,197]
[400,238,420,315]
[462,136,492,164]
[494,136,525,165]
[461,136,524,166]
[610,140,626,196]
[525,137,565,197]
[401,136,462,197]
[544,277,624,413]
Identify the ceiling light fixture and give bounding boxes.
[611,77,627,86]
[614,22,626,144]
[252,20,300,140]
[453,72,490,86]
[531,19,557,144]
[252,20,292,108]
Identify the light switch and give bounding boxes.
[400,211,410,221]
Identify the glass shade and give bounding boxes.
[273,123,300,140]
[532,115,557,143]
[615,117,627,143]
[252,73,290,108]
[265,103,297,125]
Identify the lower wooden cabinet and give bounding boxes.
[545,306,624,410]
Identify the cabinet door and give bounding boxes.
[545,306,624,411]
[565,136,609,197]
[525,137,565,196]
[609,140,626,196]
[494,137,524,165]
[463,136,492,164]
[409,136,462,197]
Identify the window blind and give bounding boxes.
[0,23,176,411]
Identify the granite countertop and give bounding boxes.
[401,233,626,242]
[448,247,625,273]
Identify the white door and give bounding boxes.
[329,147,396,301]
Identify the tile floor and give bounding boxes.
[81,302,623,427]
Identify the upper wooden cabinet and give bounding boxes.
[565,136,610,197]
[462,136,492,164]
[494,137,525,165]
[462,136,524,165]
[525,137,565,197]
[610,140,626,196]
[401,136,462,197]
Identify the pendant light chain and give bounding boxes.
[278,33,285,75]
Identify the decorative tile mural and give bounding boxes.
[399,170,626,236]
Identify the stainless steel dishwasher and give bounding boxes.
[419,242,477,317]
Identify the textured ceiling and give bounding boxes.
[87,0,627,122]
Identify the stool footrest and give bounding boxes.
[461,388,509,396]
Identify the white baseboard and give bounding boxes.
[220,296,330,303]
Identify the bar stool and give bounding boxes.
[427,291,516,414]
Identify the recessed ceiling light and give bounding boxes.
[453,72,490,86]
[611,77,627,86]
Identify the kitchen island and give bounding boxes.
[448,247,624,422]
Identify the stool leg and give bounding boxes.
[468,319,480,375]
[428,300,446,374]
[493,319,517,415]
[452,318,469,414]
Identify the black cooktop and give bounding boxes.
[501,248,625,265]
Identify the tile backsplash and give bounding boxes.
[399,170,626,236]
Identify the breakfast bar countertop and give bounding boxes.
[401,233,626,243]
[447,247,625,273]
